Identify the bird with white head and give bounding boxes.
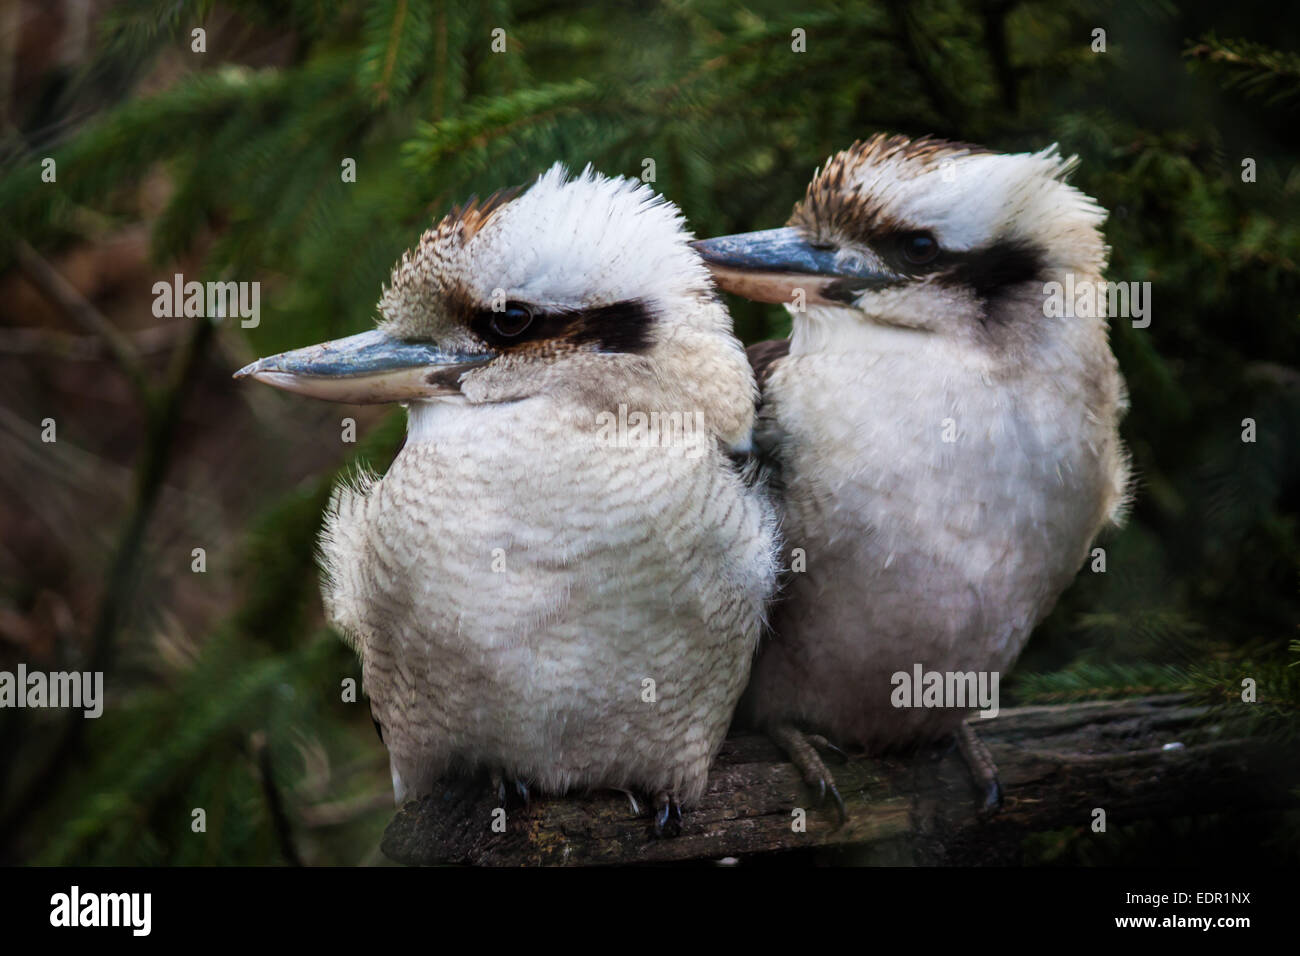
[693,134,1131,815]
[236,164,779,833]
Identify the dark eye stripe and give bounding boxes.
[940,239,1045,301]
[471,299,656,354]
[867,230,1044,297]
[860,228,949,276]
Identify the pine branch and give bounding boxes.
[401,79,601,171]
[1186,33,1300,109]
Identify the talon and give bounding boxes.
[828,783,847,827]
[650,790,682,838]
[770,724,850,825]
[653,801,670,837]
[980,777,1003,814]
[956,722,1003,815]
[514,779,531,809]
[806,734,850,763]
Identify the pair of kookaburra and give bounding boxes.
[237,134,1129,831]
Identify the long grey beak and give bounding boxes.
[233,329,492,404]
[691,227,893,305]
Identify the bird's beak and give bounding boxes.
[233,329,493,404]
[691,227,892,305]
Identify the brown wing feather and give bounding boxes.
[746,338,791,394]
[743,339,791,480]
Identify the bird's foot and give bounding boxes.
[769,724,848,826]
[955,721,1002,814]
[616,789,642,816]
[488,770,532,811]
[649,790,683,838]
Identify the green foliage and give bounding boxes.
[1187,33,1300,110]
[2,0,1297,864]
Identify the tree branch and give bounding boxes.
[381,695,1296,866]
[886,0,963,135]
[0,315,215,855]
[12,239,153,401]
[981,0,1020,113]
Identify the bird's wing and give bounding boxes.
[743,339,791,480]
[746,338,791,394]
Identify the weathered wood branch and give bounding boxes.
[13,239,152,401]
[381,695,1295,866]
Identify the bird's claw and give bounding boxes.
[979,777,1003,815]
[807,734,850,763]
[812,776,848,825]
[489,770,532,810]
[826,782,848,825]
[770,724,851,828]
[650,790,683,838]
[956,722,1003,816]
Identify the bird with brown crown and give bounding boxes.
[237,165,778,834]
[692,135,1130,815]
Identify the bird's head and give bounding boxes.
[692,134,1109,351]
[236,164,750,438]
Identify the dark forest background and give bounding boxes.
[0,0,1296,865]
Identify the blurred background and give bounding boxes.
[0,0,1296,865]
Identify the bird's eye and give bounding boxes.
[491,302,534,337]
[899,231,940,266]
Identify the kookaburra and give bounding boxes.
[691,135,1130,811]
[236,165,778,832]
